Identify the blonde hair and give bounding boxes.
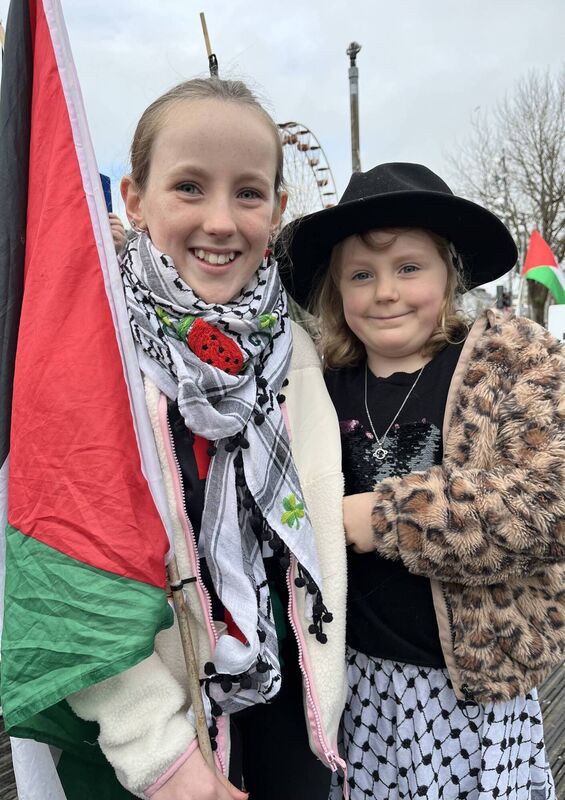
[128,78,284,197]
[315,228,469,369]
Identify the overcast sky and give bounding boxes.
[1,0,563,285]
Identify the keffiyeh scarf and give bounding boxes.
[121,233,331,716]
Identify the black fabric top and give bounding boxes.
[325,342,464,667]
[168,400,224,620]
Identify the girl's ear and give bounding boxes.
[278,191,288,218]
[270,191,288,233]
[121,176,145,230]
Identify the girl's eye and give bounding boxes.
[400,263,419,274]
[238,188,261,200]
[352,271,372,282]
[176,182,201,195]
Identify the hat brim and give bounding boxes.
[277,191,518,309]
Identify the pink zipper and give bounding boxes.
[286,555,346,779]
[158,394,227,775]
[159,394,347,788]
[278,404,347,791]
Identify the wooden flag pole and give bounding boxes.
[199,12,218,76]
[163,10,222,775]
[167,557,216,770]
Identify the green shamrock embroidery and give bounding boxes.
[281,493,305,529]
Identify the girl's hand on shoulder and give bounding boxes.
[343,492,376,553]
[152,747,248,800]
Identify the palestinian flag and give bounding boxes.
[523,230,565,305]
[0,0,173,796]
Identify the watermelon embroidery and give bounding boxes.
[185,318,244,374]
[156,307,244,374]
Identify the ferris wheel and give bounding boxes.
[278,122,339,225]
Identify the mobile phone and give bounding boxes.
[100,173,112,213]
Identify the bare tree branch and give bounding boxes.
[448,67,565,323]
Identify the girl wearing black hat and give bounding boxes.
[278,163,563,800]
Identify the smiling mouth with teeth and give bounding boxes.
[193,249,237,266]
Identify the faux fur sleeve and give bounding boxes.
[370,319,565,586]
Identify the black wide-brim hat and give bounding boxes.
[276,162,518,309]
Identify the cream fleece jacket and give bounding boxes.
[68,321,347,797]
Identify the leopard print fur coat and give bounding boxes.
[370,310,565,703]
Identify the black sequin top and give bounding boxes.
[325,342,463,667]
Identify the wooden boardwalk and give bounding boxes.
[540,662,565,797]
[0,717,17,800]
[1,663,564,798]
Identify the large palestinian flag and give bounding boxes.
[0,0,173,796]
[523,230,565,305]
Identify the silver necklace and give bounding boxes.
[364,362,426,461]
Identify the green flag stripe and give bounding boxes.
[1,524,173,728]
[57,751,136,799]
[526,265,565,304]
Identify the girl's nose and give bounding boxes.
[373,278,400,303]
[201,199,237,238]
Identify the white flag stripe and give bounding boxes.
[10,738,66,800]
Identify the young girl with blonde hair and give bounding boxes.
[279,162,564,800]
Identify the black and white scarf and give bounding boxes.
[121,233,330,716]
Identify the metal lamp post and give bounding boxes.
[346,41,362,173]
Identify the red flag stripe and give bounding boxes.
[523,230,558,275]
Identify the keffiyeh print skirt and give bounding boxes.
[330,648,555,800]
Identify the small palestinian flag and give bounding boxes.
[0,0,173,797]
[523,230,565,305]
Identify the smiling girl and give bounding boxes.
[279,162,564,800]
[64,79,347,800]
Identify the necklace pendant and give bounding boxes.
[372,445,388,461]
